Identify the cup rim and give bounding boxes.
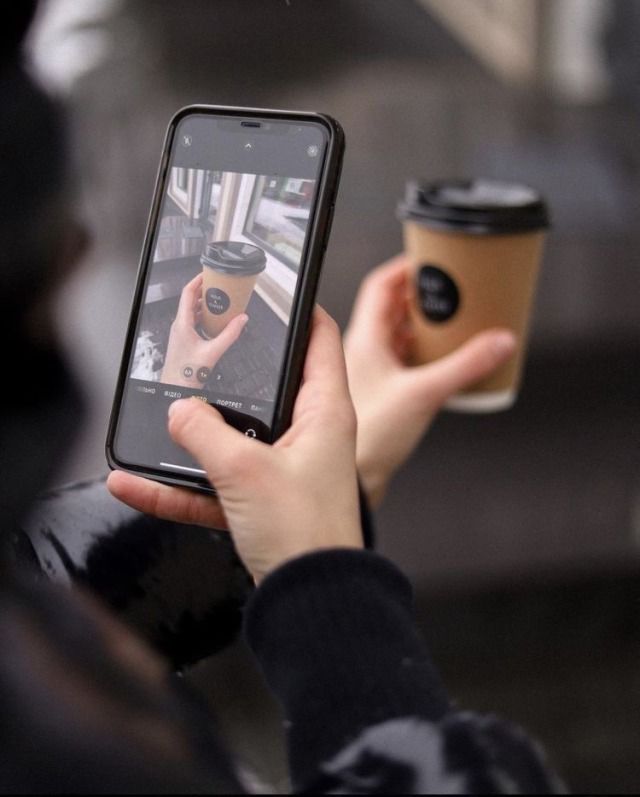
[398,179,550,235]
[201,240,267,276]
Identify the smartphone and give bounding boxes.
[106,105,345,492]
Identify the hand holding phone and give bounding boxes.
[108,308,363,585]
[107,106,344,492]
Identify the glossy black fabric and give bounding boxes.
[20,478,253,669]
[16,478,373,670]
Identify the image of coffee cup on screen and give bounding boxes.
[129,168,314,404]
[200,241,266,339]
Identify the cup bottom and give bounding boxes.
[445,389,516,414]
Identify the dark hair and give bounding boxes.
[0,12,70,330]
[1,1,38,70]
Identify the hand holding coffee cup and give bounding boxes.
[345,256,517,508]
[161,273,248,388]
[398,179,549,412]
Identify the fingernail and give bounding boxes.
[168,398,190,418]
[492,331,517,357]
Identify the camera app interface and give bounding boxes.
[114,114,328,480]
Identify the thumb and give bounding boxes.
[406,329,517,407]
[168,398,262,486]
[203,314,248,364]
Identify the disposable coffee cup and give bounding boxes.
[398,179,550,413]
[200,241,266,338]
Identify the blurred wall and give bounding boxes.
[420,0,613,102]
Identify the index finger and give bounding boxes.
[107,469,228,529]
[349,255,410,344]
[300,306,351,402]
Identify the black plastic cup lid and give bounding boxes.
[398,179,550,234]
[201,241,267,275]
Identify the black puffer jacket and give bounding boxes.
[6,483,565,793]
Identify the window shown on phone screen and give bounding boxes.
[112,113,330,480]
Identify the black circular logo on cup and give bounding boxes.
[206,288,231,316]
[417,265,460,323]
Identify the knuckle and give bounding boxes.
[327,313,341,335]
[223,443,256,478]
[361,269,380,292]
[317,308,340,336]
[366,262,385,281]
[149,484,164,519]
[168,400,201,441]
[365,259,394,285]
[475,340,500,374]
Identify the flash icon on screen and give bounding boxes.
[182,135,193,147]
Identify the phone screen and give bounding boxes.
[110,111,334,484]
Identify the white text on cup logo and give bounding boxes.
[417,265,460,323]
[206,288,231,316]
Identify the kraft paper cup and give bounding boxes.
[398,179,549,412]
[200,241,266,339]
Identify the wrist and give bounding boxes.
[254,539,363,586]
[356,449,389,510]
[256,516,365,585]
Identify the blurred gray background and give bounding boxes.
[31,0,640,791]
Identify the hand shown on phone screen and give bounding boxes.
[160,274,248,388]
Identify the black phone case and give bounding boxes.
[106,105,345,493]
